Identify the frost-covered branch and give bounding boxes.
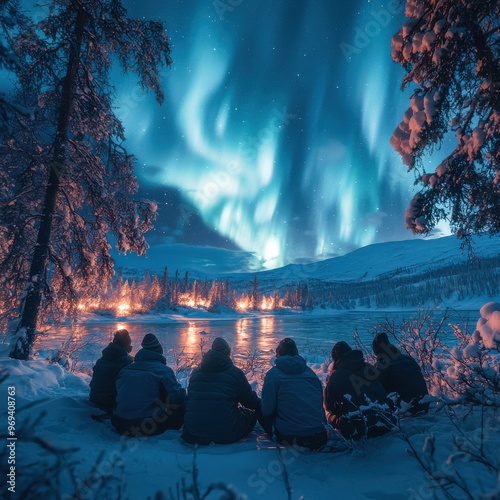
[391,0,500,240]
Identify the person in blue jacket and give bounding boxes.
[112,333,186,436]
[324,341,395,441]
[181,337,261,445]
[372,332,429,415]
[89,329,133,413]
[261,338,327,450]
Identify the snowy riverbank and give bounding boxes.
[0,350,475,499]
[73,293,492,326]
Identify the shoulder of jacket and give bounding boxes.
[231,365,247,378]
[263,365,281,381]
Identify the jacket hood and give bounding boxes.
[335,349,365,371]
[199,349,233,372]
[101,342,130,361]
[134,347,166,365]
[376,345,402,362]
[275,355,307,374]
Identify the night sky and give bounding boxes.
[114,0,449,273]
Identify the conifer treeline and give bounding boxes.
[78,256,500,315]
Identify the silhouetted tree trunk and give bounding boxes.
[10,7,87,359]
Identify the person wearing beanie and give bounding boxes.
[261,338,327,451]
[372,332,429,415]
[324,341,395,440]
[182,337,261,445]
[141,332,164,353]
[275,337,299,357]
[89,329,134,413]
[113,329,133,352]
[112,333,187,436]
[211,336,231,356]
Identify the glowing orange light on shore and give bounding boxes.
[260,296,274,310]
[77,300,101,312]
[117,302,130,315]
[237,299,250,310]
[178,293,209,308]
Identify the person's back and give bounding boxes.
[112,333,186,436]
[325,341,394,440]
[89,329,133,413]
[373,332,429,414]
[182,337,260,445]
[261,338,326,450]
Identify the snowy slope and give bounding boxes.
[117,234,500,285]
[233,234,500,284]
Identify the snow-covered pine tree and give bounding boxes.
[391,0,500,240]
[251,274,259,310]
[0,0,172,359]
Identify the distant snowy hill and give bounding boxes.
[119,235,500,283]
[224,235,500,309]
[228,234,500,282]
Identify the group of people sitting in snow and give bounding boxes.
[89,329,429,449]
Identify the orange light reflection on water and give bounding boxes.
[186,321,197,346]
[257,315,276,352]
[105,315,280,362]
[236,318,248,340]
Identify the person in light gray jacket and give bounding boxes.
[112,333,186,436]
[261,338,327,450]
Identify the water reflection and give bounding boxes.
[41,311,473,372]
[236,318,248,340]
[256,316,275,352]
[186,321,198,349]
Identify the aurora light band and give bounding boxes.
[117,0,441,269]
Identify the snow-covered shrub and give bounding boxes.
[35,327,105,373]
[402,411,500,500]
[374,305,500,499]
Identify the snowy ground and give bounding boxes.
[2,336,499,500]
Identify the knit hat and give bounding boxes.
[141,333,163,354]
[331,341,352,366]
[211,337,231,356]
[276,337,298,357]
[113,329,132,351]
[372,332,390,355]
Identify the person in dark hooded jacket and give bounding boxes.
[181,337,261,445]
[324,341,395,440]
[372,332,429,415]
[112,333,187,436]
[261,338,327,450]
[89,329,133,413]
